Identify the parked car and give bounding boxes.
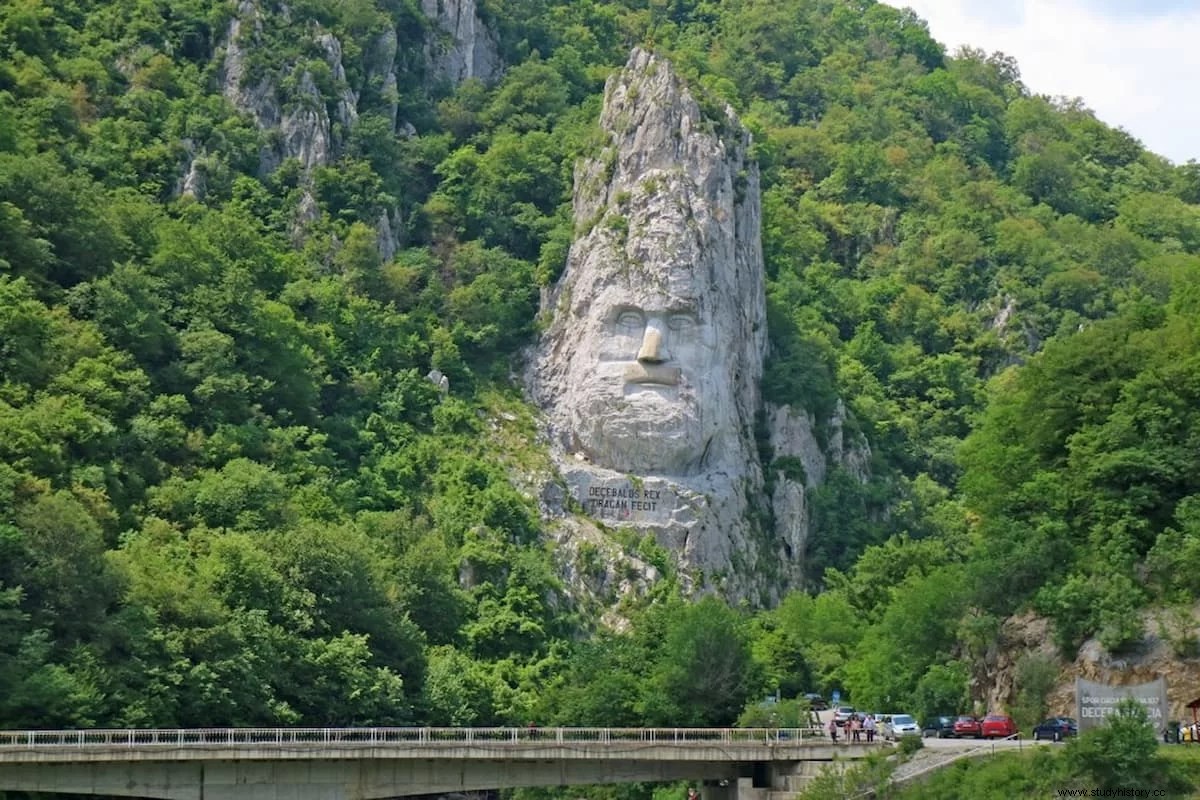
[952,715,982,738]
[803,693,828,711]
[884,714,920,740]
[922,715,956,738]
[833,706,856,726]
[1032,717,1078,741]
[981,713,1019,739]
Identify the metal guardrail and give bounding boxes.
[0,727,831,750]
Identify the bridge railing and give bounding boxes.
[0,727,829,749]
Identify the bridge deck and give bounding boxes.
[0,728,887,800]
[0,727,872,763]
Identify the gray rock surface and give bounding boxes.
[279,71,332,172]
[530,48,782,601]
[214,0,501,254]
[368,29,401,131]
[421,0,502,86]
[177,140,207,199]
[316,32,360,134]
[535,47,765,478]
[765,400,871,572]
[219,5,361,173]
[530,49,872,603]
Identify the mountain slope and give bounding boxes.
[1,0,1199,730]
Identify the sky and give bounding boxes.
[899,0,1200,164]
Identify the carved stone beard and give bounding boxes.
[550,281,737,476]
[569,365,707,474]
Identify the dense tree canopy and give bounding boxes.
[1,0,1199,748]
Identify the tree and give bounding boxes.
[1065,697,1178,792]
[538,634,646,727]
[1009,652,1059,729]
[910,662,969,723]
[423,645,499,725]
[12,491,118,645]
[640,597,763,726]
[843,566,968,710]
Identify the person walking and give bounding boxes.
[863,714,876,743]
[828,716,839,744]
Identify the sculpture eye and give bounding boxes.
[616,310,644,334]
[667,314,695,333]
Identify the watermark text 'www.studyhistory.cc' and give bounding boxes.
[1054,788,1167,798]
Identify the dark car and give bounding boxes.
[952,715,982,738]
[1032,717,1078,741]
[922,715,955,738]
[981,713,1019,739]
[803,693,828,710]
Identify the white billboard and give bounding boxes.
[1075,677,1169,733]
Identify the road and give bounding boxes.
[812,709,1055,753]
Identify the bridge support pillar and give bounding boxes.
[700,778,735,800]
[702,776,769,800]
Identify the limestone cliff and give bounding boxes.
[530,49,864,603]
[421,0,502,87]
[212,0,499,252]
[765,400,871,564]
[220,0,359,176]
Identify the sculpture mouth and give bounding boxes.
[624,363,680,386]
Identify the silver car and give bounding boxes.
[884,713,920,739]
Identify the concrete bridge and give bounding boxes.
[0,726,885,800]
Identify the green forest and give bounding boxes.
[2,0,1200,753]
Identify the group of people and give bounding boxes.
[827,713,876,744]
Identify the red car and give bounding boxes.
[981,713,1019,738]
[952,715,982,738]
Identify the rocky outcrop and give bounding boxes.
[220,8,360,175]
[210,0,502,255]
[767,405,830,489]
[550,516,661,630]
[368,29,401,131]
[974,612,1059,713]
[421,0,502,87]
[317,33,359,135]
[219,1,283,175]
[980,608,1200,726]
[531,48,795,603]
[762,400,871,570]
[529,49,872,604]
[177,140,207,199]
[220,1,281,132]
[279,71,332,172]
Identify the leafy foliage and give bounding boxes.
[2,0,1199,754]
[1065,698,1184,793]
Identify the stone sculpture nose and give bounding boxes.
[637,323,667,363]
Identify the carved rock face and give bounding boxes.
[527,48,791,601]
[559,275,722,475]
[534,48,764,479]
[530,50,871,602]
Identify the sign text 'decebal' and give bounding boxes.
[1075,677,1169,731]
